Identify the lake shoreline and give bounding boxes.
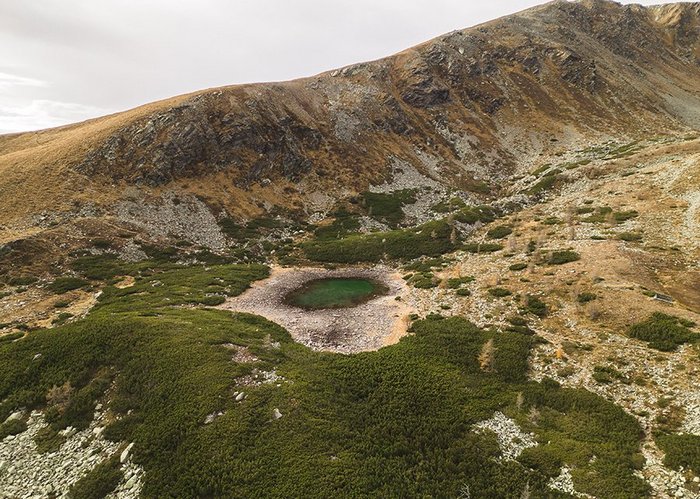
[218,265,414,353]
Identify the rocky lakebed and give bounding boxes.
[219,266,414,354]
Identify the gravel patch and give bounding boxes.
[0,408,142,498]
[473,411,537,460]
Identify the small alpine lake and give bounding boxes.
[285,277,389,310]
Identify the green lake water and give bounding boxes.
[286,278,387,310]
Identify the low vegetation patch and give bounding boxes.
[488,287,512,298]
[527,174,560,195]
[548,250,580,265]
[34,426,66,453]
[47,277,90,294]
[406,272,440,289]
[7,276,38,286]
[577,292,597,304]
[0,418,27,439]
[361,189,417,226]
[446,276,474,289]
[452,205,497,225]
[68,455,123,499]
[302,220,460,263]
[628,313,697,351]
[431,197,466,213]
[618,232,643,242]
[525,295,548,317]
[581,206,613,223]
[486,225,513,240]
[656,434,700,475]
[613,210,639,222]
[463,242,503,254]
[593,365,627,384]
[505,316,534,335]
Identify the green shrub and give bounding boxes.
[34,427,66,453]
[408,273,440,289]
[593,365,626,384]
[613,210,639,222]
[0,418,27,439]
[548,250,580,265]
[518,447,562,477]
[463,243,503,254]
[431,197,466,213]
[577,292,597,304]
[505,316,534,335]
[656,434,700,474]
[628,313,696,351]
[196,295,226,306]
[0,332,23,343]
[618,232,643,242]
[527,175,559,195]
[456,288,472,297]
[488,288,512,298]
[525,295,548,317]
[8,276,38,286]
[52,312,74,325]
[362,190,416,226]
[446,277,474,289]
[47,277,90,294]
[509,263,527,271]
[302,220,459,263]
[452,205,497,225]
[69,455,123,499]
[313,211,361,240]
[91,239,112,249]
[486,225,513,240]
[581,207,613,223]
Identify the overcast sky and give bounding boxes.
[0,0,662,134]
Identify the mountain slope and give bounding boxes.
[1,0,700,231]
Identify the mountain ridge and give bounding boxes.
[0,0,699,238]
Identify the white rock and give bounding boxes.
[120,442,134,463]
[5,411,23,422]
[60,427,76,438]
[273,408,283,420]
[125,475,138,489]
[235,392,245,402]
